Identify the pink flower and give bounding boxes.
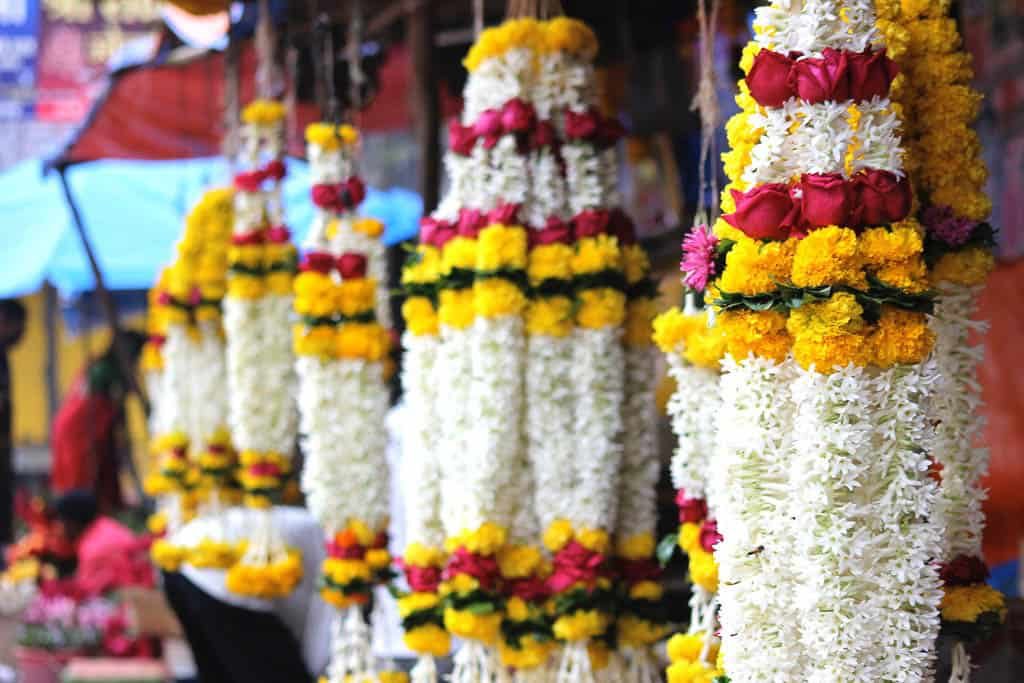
[680,224,719,292]
[699,519,722,553]
[922,205,977,247]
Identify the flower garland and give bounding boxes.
[675,0,946,678]
[876,0,1006,663]
[223,99,301,599]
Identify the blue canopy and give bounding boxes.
[0,157,422,298]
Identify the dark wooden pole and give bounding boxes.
[409,0,440,213]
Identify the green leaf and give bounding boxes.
[464,601,499,615]
[657,533,678,568]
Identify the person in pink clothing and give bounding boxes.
[53,490,154,595]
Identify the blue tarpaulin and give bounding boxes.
[0,157,421,298]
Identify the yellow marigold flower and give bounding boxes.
[667,660,721,683]
[337,278,377,317]
[870,307,935,367]
[874,0,900,19]
[377,672,410,683]
[873,259,929,293]
[324,557,372,585]
[403,624,451,657]
[366,548,391,570]
[617,533,655,560]
[402,245,442,285]
[544,519,574,553]
[576,527,610,554]
[438,289,475,329]
[498,635,552,669]
[572,235,621,275]
[353,217,384,238]
[505,596,531,623]
[858,224,923,265]
[792,330,871,372]
[721,236,798,295]
[624,298,656,348]
[444,608,502,644]
[336,322,387,361]
[543,17,598,60]
[629,580,664,601]
[622,244,651,285]
[398,592,441,618]
[930,247,994,286]
[498,545,543,579]
[739,40,760,75]
[441,237,477,274]
[305,122,359,150]
[241,99,285,125]
[908,52,973,86]
[404,543,445,569]
[678,522,702,555]
[140,344,164,372]
[684,324,728,370]
[293,271,337,317]
[265,270,293,296]
[553,610,609,642]
[618,615,669,648]
[150,539,189,572]
[228,275,264,300]
[787,292,864,338]
[906,18,961,56]
[525,296,573,337]
[932,185,992,222]
[477,224,528,271]
[652,308,705,355]
[717,309,792,363]
[474,278,526,317]
[667,632,718,664]
[940,584,1006,624]
[460,522,507,556]
[791,227,865,288]
[576,288,626,329]
[876,19,910,60]
[401,297,438,337]
[688,549,718,593]
[527,243,573,284]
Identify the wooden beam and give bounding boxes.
[409,0,440,213]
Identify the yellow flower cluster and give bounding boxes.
[226,550,303,599]
[463,16,597,72]
[150,539,189,573]
[720,80,762,213]
[404,542,446,569]
[552,609,609,642]
[448,522,508,556]
[241,99,286,126]
[438,239,476,329]
[678,523,718,593]
[336,322,389,361]
[305,122,359,151]
[499,634,554,669]
[940,583,1007,624]
[401,245,441,337]
[617,532,656,561]
[444,608,503,644]
[237,450,291,494]
[403,623,451,657]
[665,632,724,683]
[931,247,994,286]
[526,243,573,337]
[543,519,611,555]
[497,544,544,579]
[188,539,242,569]
[717,309,792,364]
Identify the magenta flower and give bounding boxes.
[922,205,977,248]
[680,224,719,292]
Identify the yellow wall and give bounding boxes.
[9,290,149,476]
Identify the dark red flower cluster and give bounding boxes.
[302,251,369,279]
[676,489,709,525]
[311,176,367,213]
[444,547,501,592]
[546,541,609,594]
[232,159,288,192]
[618,557,662,584]
[939,555,989,587]
[399,560,443,593]
[747,48,899,107]
[723,170,912,240]
[564,108,626,148]
[450,98,544,154]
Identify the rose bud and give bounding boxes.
[854,170,912,226]
[848,49,899,102]
[800,173,852,228]
[448,119,476,156]
[501,97,536,134]
[791,48,850,103]
[337,252,368,279]
[747,49,796,107]
[723,183,797,240]
[564,108,601,141]
[301,251,335,274]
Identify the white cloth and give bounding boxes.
[172,506,332,675]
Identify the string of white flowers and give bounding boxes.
[754,0,880,55]
[161,322,193,445]
[144,368,166,442]
[188,320,229,454]
[615,346,659,544]
[710,355,805,682]
[400,332,445,550]
[437,326,476,536]
[930,284,989,561]
[742,99,902,186]
[666,354,720,505]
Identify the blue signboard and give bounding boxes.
[0,0,38,119]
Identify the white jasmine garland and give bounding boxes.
[400,332,445,549]
[188,320,229,450]
[571,328,624,532]
[436,152,473,223]
[616,346,659,544]
[161,322,193,440]
[665,355,720,505]
[929,284,989,561]
[144,369,166,440]
[437,325,475,536]
[526,335,577,532]
[258,293,298,458]
[223,297,266,453]
[710,355,806,682]
[755,0,879,55]
[562,142,604,217]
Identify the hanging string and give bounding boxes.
[473,0,483,36]
[690,0,721,224]
[347,0,366,121]
[315,12,341,127]
[255,0,276,100]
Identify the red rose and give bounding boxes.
[404,564,442,593]
[547,541,606,593]
[501,97,536,134]
[507,576,548,602]
[564,108,601,141]
[573,209,611,238]
[343,176,366,208]
[487,202,520,226]
[675,490,708,524]
[232,230,264,246]
[530,216,572,247]
[747,49,796,107]
[448,119,476,156]
[444,548,500,589]
[337,252,368,279]
[262,159,287,181]
[800,173,852,228]
[327,541,366,560]
[473,108,503,149]
[790,48,850,103]
[699,519,722,553]
[457,208,485,237]
[233,170,265,192]
[847,49,898,101]
[266,225,291,244]
[722,183,798,239]
[419,217,455,247]
[311,183,341,211]
[619,558,662,583]
[531,120,557,149]
[853,170,911,225]
[939,555,989,587]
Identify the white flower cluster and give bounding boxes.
[711,355,805,682]
[616,346,660,544]
[223,297,264,452]
[189,320,229,451]
[400,333,445,549]
[743,99,903,186]
[790,364,941,682]
[754,0,880,55]
[144,367,166,440]
[666,354,720,504]
[930,284,989,560]
[160,322,194,441]
[437,328,475,537]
